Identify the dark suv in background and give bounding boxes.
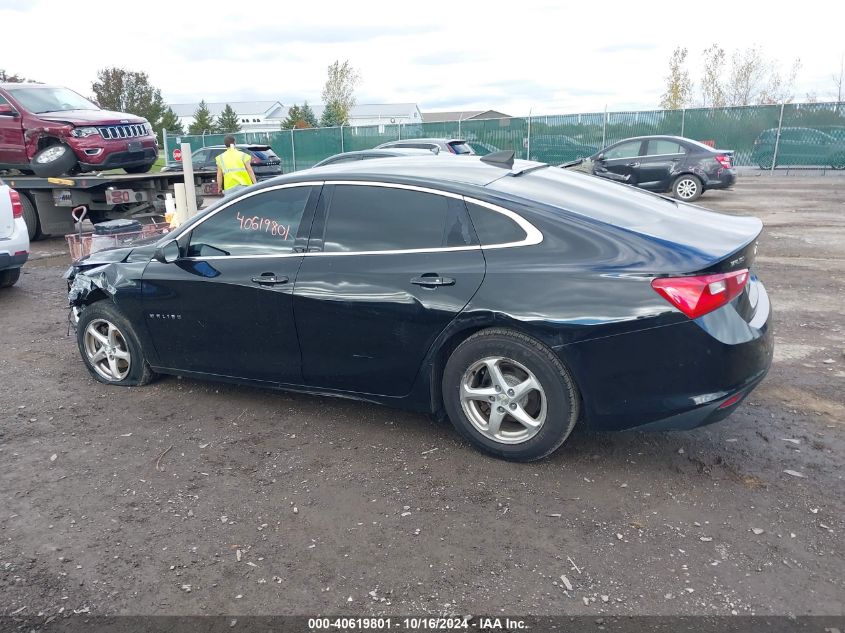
[589,135,736,201]
[0,83,158,177]
[161,144,283,180]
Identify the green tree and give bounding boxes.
[282,102,319,129]
[188,100,217,134]
[281,104,304,129]
[320,101,347,128]
[92,67,165,133]
[0,69,32,83]
[699,44,726,108]
[320,60,360,126]
[159,107,184,135]
[217,104,241,133]
[301,101,318,127]
[659,47,692,109]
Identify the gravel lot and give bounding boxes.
[1,174,843,618]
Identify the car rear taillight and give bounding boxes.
[715,154,731,169]
[651,269,749,319]
[9,189,23,219]
[250,157,264,165]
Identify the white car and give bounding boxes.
[0,180,30,287]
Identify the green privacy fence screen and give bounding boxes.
[164,101,845,172]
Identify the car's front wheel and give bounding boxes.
[31,143,79,177]
[442,328,579,461]
[76,301,156,386]
[672,174,703,202]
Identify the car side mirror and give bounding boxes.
[0,104,18,117]
[153,239,181,264]
[595,153,605,161]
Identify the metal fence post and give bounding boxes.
[398,122,402,140]
[290,128,296,171]
[680,108,686,137]
[340,125,344,152]
[458,113,462,139]
[162,130,168,166]
[771,102,785,172]
[526,110,532,160]
[602,106,607,148]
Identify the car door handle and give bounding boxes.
[411,275,455,287]
[625,162,640,167]
[251,274,289,286]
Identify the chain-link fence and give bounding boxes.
[164,101,845,172]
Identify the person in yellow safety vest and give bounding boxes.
[215,135,257,196]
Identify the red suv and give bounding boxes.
[0,83,158,177]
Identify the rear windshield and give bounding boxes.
[488,167,761,249]
[7,86,99,113]
[449,141,473,155]
[250,148,279,161]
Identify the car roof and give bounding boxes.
[380,138,467,144]
[313,148,436,167]
[267,154,542,190]
[199,144,271,150]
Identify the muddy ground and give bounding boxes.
[1,174,843,618]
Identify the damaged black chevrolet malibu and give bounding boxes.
[66,152,773,461]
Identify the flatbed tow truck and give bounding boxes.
[1,169,219,240]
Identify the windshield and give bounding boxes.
[6,86,99,114]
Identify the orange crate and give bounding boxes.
[66,222,171,261]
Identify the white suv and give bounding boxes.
[0,180,30,287]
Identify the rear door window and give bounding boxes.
[465,202,527,245]
[322,185,470,252]
[646,140,686,156]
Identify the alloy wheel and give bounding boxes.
[676,178,698,200]
[35,146,67,163]
[460,356,547,444]
[83,319,132,382]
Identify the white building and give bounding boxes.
[170,101,422,132]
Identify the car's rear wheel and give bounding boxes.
[442,328,579,461]
[31,143,79,178]
[830,153,845,170]
[672,174,703,202]
[756,152,775,170]
[124,162,155,174]
[0,268,21,288]
[76,301,156,386]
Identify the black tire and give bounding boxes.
[31,143,79,177]
[19,192,41,241]
[756,153,775,170]
[124,162,155,174]
[671,174,703,202]
[0,268,21,288]
[442,328,580,461]
[76,301,156,387]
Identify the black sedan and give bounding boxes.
[590,135,736,201]
[66,152,772,461]
[313,147,436,167]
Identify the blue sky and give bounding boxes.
[1,0,842,115]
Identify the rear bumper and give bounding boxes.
[556,280,773,432]
[704,169,737,189]
[0,250,28,271]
